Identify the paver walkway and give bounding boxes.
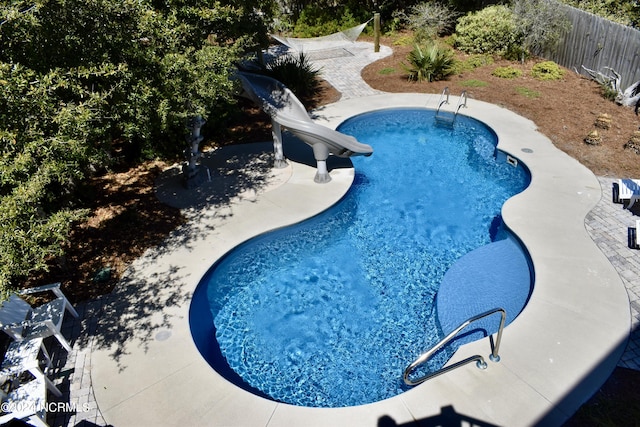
[587,177,640,370]
[45,41,639,426]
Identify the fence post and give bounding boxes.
[374,12,380,53]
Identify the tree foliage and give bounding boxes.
[276,0,378,22]
[0,0,274,294]
[291,4,364,37]
[393,2,459,42]
[0,60,116,293]
[559,0,640,28]
[513,0,572,57]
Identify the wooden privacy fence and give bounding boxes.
[541,2,640,90]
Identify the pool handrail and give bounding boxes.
[455,90,468,114]
[435,88,467,125]
[403,307,506,386]
[435,86,450,115]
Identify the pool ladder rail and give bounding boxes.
[403,307,506,386]
[434,87,468,126]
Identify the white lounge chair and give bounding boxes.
[615,178,640,208]
[0,376,49,427]
[0,282,79,352]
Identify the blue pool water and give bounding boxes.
[190,108,532,408]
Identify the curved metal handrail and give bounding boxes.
[435,89,468,125]
[403,307,506,386]
[435,87,450,115]
[455,90,468,115]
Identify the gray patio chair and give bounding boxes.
[1,336,61,397]
[0,376,49,427]
[0,282,79,352]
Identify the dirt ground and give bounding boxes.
[361,41,640,178]
[26,38,640,425]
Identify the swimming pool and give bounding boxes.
[190,108,532,408]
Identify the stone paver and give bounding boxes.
[309,43,392,99]
[586,177,640,370]
[43,42,639,426]
[48,299,108,426]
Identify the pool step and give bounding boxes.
[435,236,532,348]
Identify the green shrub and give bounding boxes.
[531,61,565,80]
[454,6,524,60]
[403,43,455,82]
[492,66,523,79]
[600,83,619,101]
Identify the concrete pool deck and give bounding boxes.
[45,42,637,426]
[84,92,630,426]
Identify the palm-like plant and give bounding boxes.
[264,52,321,103]
[403,43,454,82]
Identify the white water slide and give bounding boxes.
[236,72,373,183]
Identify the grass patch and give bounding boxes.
[379,67,397,75]
[515,86,541,98]
[459,79,488,87]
